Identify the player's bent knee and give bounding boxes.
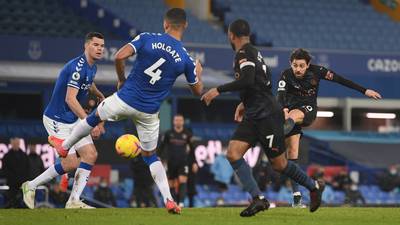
[61,157,79,172]
[226,150,240,162]
[78,145,98,164]
[271,162,286,172]
[270,155,288,172]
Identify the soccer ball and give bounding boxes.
[115,134,141,159]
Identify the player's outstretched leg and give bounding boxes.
[21,163,66,209]
[143,153,181,214]
[280,160,325,212]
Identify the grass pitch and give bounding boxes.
[1,207,399,225]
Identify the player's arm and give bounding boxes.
[217,62,255,93]
[321,67,382,99]
[201,60,255,106]
[89,83,105,103]
[189,60,204,96]
[114,44,135,90]
[234,102,245,122]
[65,87,87,119]
[276,72,289,108]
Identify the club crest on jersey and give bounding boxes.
[72,72,80,80]
[234,72,240,79]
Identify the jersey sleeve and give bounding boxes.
[128,32,151,54]
[217,48,256,93]
[317,65,366,94]
[276,71,289,108]
[237,48,257,70]
[184,54,198,85]
[66,62,85,89]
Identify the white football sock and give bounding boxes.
[149,161,173,204]
[62,119,93,149]
[68,167,91,202]
[28,165,60,190]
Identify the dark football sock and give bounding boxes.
[289,159,300,193]
[282,160,316,191]
[230,158,263,198]
[178,183,187,204]
[284,118,295,135]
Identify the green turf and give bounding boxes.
[1,207,399,225]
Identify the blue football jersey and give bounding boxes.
[117,32,198,114]
[44,54,97,123]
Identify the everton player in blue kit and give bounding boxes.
[202,19,324,217]
[49,8,203,214]
[22,32,106,209]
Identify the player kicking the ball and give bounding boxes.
[48,8,203,214]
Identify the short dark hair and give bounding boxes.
[229,19,250,37]
[85,32,104,43]
[290,48,312,64]
[174,114,184,118]
[164,8,187,28]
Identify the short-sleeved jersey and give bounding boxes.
[234,44,281,119]
[117,32,198,114]
[44,54,96,123]
[159,129,193,164]
[277,64,366,108]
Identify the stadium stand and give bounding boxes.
[213,0,400,52]
[0,0,118,38]
[91,0,227,44]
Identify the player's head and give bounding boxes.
[290,48,312,78]
[228,19,250,51]
[173,114,185,131]
[84,32,105,61]
[164,8,188,33]
[9,137,20,151]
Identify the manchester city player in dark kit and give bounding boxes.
[202,19,325,217]
[278,48,381,207]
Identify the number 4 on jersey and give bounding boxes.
[145,58,166,84]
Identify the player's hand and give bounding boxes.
[97,94,105,103]
[365,89,382,100]
[195,59,203,80]
[201,88,219,106]
[91,124,105,140]
[283,108,290,120]
[234,102,245,122]
[91,126,101,140]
